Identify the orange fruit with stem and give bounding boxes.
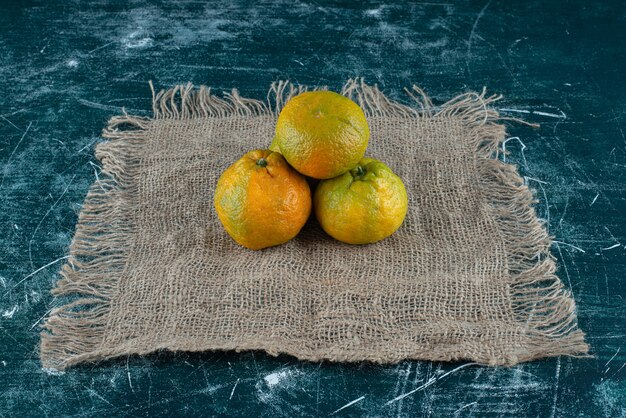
[314,157,408,245]
[214,150,311,250]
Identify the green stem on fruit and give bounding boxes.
[354,165,365,177]
[257,158,268,167]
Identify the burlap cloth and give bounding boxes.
[40,80,589,370]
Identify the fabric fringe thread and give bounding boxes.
[40,115,148,370]
[468,108,590,364]
[477,158,590,362]
[147,78,540,124]
[40,79,588,370]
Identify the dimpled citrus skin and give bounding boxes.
[314,157,408,245]
[275,91,370,179]
[214,150,311,250]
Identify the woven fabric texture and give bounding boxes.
[40,80,589,370]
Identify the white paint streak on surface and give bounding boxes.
[78,99,124,112]
[552,240,586,253]
[2,304,18,319]
[605,347,621,367]
[364,7,383,17]
[500,108,531,114]
[27,174,77,269]
[229,378,240,400]
[6,255,70,293]
[87,388,115,407]
[386,363,478,405]
[500,108,567,119]
[199,382,230,395]
[601,243,621,251]
[533,110,567,119]
[395,363,413,416]
[256,367,307,405]
[88,41,115,54]
[122,30,153,49]
[30,306,55,330]
[330,395,366,415]
[42,368,65,376]
[550,357,561,418]
[1,121,32,190]
[466,0,493,76]
[264,370,290,387]
[454,401,477,414]
[126,357,134,392]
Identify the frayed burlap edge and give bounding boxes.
[40,79,589,370]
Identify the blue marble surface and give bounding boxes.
[1,1,625,416]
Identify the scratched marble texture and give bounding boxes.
[1,1,625,417]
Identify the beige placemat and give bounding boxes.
[40,80,589,370]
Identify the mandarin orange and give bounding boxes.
[274,91,369,179]
[314,157,407,244]
[214,150,311,250]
